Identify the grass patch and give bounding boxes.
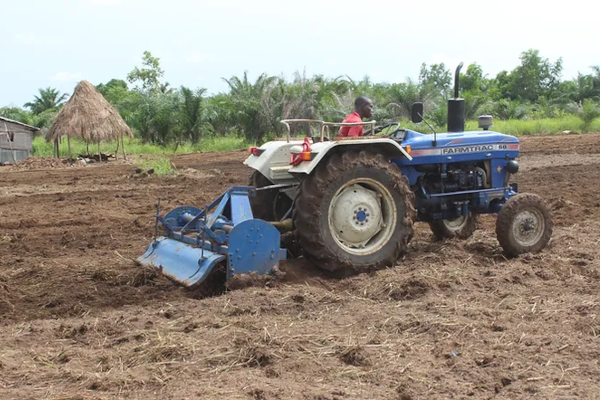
[465,116,600,135]
[134,156,175,175]
[403,116,600,136]
[31,134,249,157]
[401,115,600,136]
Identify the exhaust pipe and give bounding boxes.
[447,62,465,133]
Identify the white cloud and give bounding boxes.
[186,51,217,64]
[15,32,41,45]
[52,72,83,82]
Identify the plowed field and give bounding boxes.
[1,134,600,399]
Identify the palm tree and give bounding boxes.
[386,78,440,119]
[222,71,278,142]
[179,86,208,144]
[24,87,69,115]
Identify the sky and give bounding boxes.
[1,0,598,107]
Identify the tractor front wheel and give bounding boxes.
[495,193,553,257]
[429,212,478,240]
[293,151,416,274]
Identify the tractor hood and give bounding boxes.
[402,129,520,157]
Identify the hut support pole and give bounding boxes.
[67,136,72,164]
[98,142,101,163]
[86,141,90,156]
[121,133,127,160]
[54,138,60,158]
[115,138,120,160]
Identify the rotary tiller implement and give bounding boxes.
[138,186,288,287]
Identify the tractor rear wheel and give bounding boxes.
[429,212,478,240]
[293,151,416,274]
[495,193,553,257]
[248,170,292,221]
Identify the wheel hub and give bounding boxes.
[443,214,469,231]
[513,209,544,247]
[356,209,367,222]
[327,178,398,256]
[330,184,383,248]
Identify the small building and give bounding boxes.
[0,116,39,163]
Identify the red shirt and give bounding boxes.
[338,111,363,137]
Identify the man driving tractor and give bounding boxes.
[338,96,377,137]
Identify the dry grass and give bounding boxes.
[46,80,132,143]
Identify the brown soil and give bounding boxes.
[1,135,600,399]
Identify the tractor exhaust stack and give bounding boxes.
[447,62,465,133]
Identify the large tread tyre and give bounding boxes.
[248,171,292,221]
[495,193,553,257]
[429,212,478,240]
[293,151,416,274]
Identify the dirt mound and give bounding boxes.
[5,156,79,170]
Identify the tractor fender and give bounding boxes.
[243,139,305,183]
[289,138,412,175]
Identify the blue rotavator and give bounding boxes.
[139,63,553,287]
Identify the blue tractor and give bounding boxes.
[139,63,553,285]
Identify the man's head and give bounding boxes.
[355,96,373,119]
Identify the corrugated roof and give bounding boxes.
[0,116,40,132]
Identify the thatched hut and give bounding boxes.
[46,80,133,160]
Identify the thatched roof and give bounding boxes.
[46,80,132,142]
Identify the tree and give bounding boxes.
[24,87,68,115]
[505,49,563,102]
[581,99,600,131]
[386,78,439,120]
[460,64,487,94]
[419,63,452,96]
[458,64,492,119]
[0,106,34,125]
[178,86,208,144]
[222,71,278,142]
[127,51,165,91]
[96,79,129,102]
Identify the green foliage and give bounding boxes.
[419,63,452,97]
[8,48,600,159]
[497,49,563,102]
[0,105,58,129]
[127,51,166,92]
[0,106,35,125]
[23,87,68,115]
[581,99,600,126]
[221,71,280,143]
[135,156,175,175]
[96,79,130,104]
[463,115,600,135]
[30,134,248,158]
[178,86,208,145]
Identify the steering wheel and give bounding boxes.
[365,122,401,137]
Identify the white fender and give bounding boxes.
[243,137,412,183]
